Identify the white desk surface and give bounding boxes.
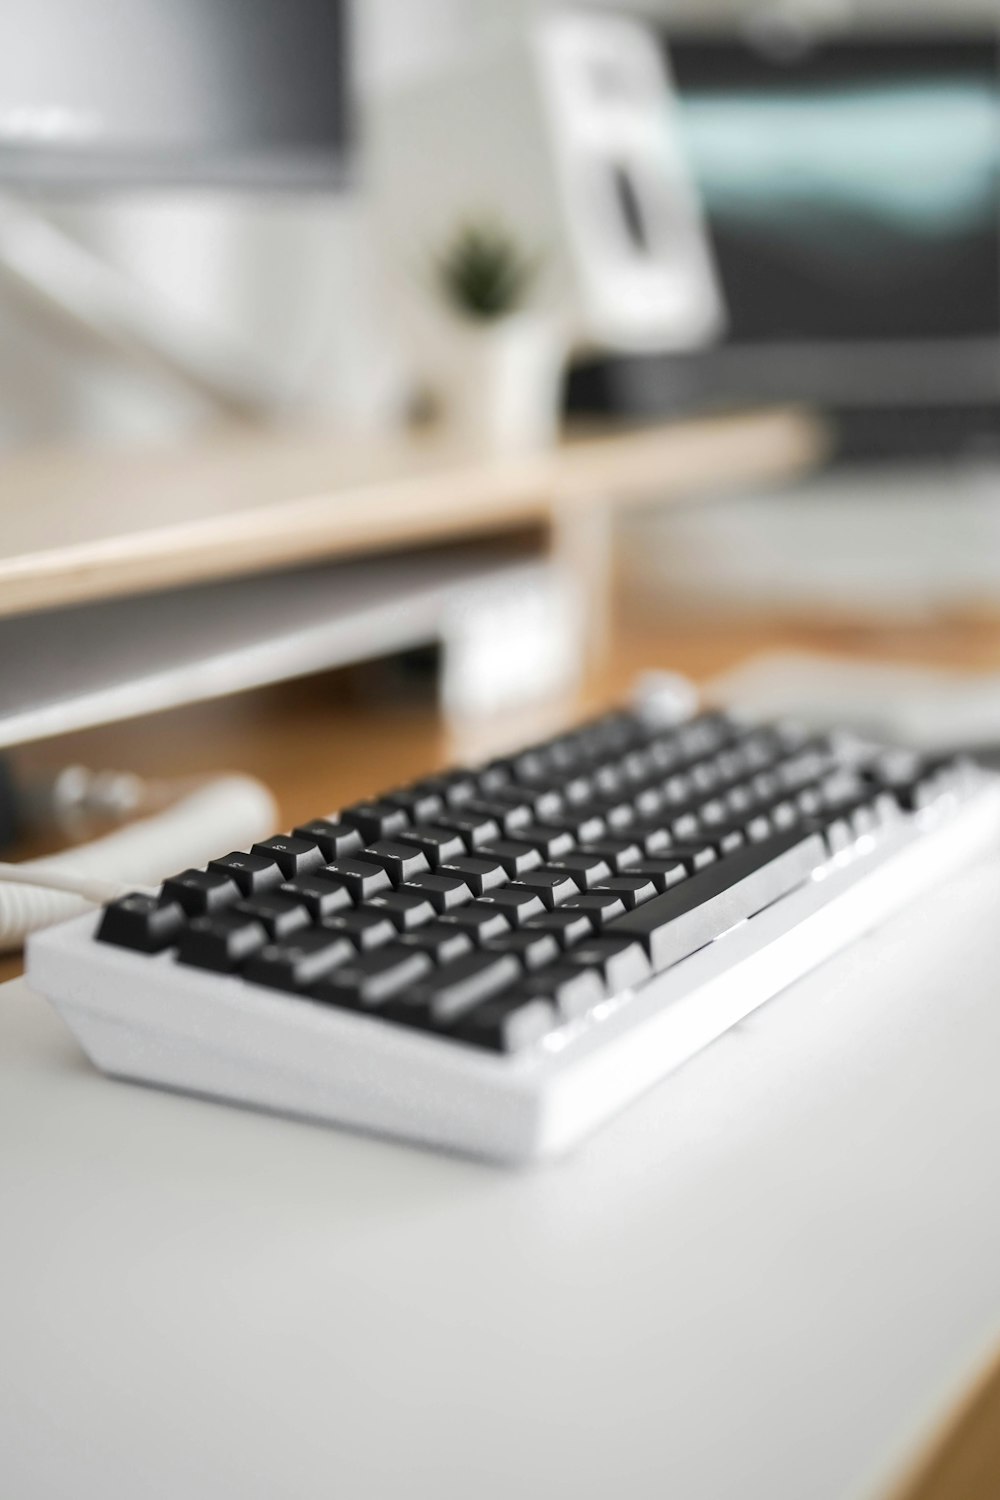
[4,859,1000,1500]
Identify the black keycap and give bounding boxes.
[689,762,722,795]
[592,874,657,910]
[633,783,667,818]
[509,870,577,909]
[490,782,564,819]
[320,857,391,902]
[629,857,687,893]
[547,736,585,774]
[795,786,824,818]
[451,994,557,1053]
[557,771,596,807]
[645,739,680,775]
[862,751,954,813]
[516,824,575,860]
[483,929,560,970]
[96,893,186,953]
[477,840,543,879]
[464,796,532,835]
[775,747,836,792]
[503,747,553,784]
[668,809,700,840]
[566,935,651,992]
[291,819,363,861]
[714,750,748,788]
[161,868,240,916]
[399,923,474,965]
[280,875,353,921]
[322,908,396,950]
[749,771,782,805]
[208,851,284,897]
[244,931,354,993]
[365,890,436,932]
[517,963,607,1020]
[473,760,513,794]
[576,839,643,873]
[398,871,472,914]
[234,893,311,941]
[396,823,467,867]
[383,785,445,822]
[662,842,718,873]
[696,826,746,858]
[821,790,899,854]
[723,785,755,817]
[176,913,267,973]
[589,798,635,833]
[865,755,928,812]
[438,904,511,943]
[389,951,522,1028]
[692,797,728,828]
[621,820,672,856]
[613,829,826,972]
[434,809,502,849]
[679,712,739,757]
[763,798,801,832]
[580,711,644,756]
[662,773,695,806]
[312,945,432,1010]
[338,800,409,843]
[438,854,506,896]
[536,853,612,890]
[621,747,657,784]
[540,810,607,844]
[472,887,545,926]
[361,840,430,885]
[410,771,477,807]
[817,770,865,807]
[593,757,628,792]
[561,891,626,925]
[250,836,326,879]
[523,909,596,947]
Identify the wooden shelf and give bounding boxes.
[0,407,822,619]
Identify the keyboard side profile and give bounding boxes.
[26,704,1000,1163]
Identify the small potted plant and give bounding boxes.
[429,218,564,453]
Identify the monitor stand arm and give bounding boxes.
[0,198,278,423]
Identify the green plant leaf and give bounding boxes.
[434,218,542,321]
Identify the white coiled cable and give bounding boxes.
[0,774,277,952]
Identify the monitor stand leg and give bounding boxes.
[0,197,276,423]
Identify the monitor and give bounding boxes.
[666,24,1000,407]
[566,20,1000,439]
[0,0,353,418]
[0,0,352,189]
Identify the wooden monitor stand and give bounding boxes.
[0,408,822,621]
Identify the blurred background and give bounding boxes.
[0,0,999,939]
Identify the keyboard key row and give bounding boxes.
[91,711,974,1059]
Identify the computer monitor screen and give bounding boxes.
[0,0,351,188]
[666,28,1000,400]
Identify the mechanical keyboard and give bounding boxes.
[26,687,1000,1163]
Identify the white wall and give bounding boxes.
[0,0,991,446]
[0,0,510,446]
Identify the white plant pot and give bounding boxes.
[434,313,565,454]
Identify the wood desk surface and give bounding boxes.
[0,407,820,619]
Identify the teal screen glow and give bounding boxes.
[669,36,1000,342]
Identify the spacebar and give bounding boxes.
[611,829,827,972]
